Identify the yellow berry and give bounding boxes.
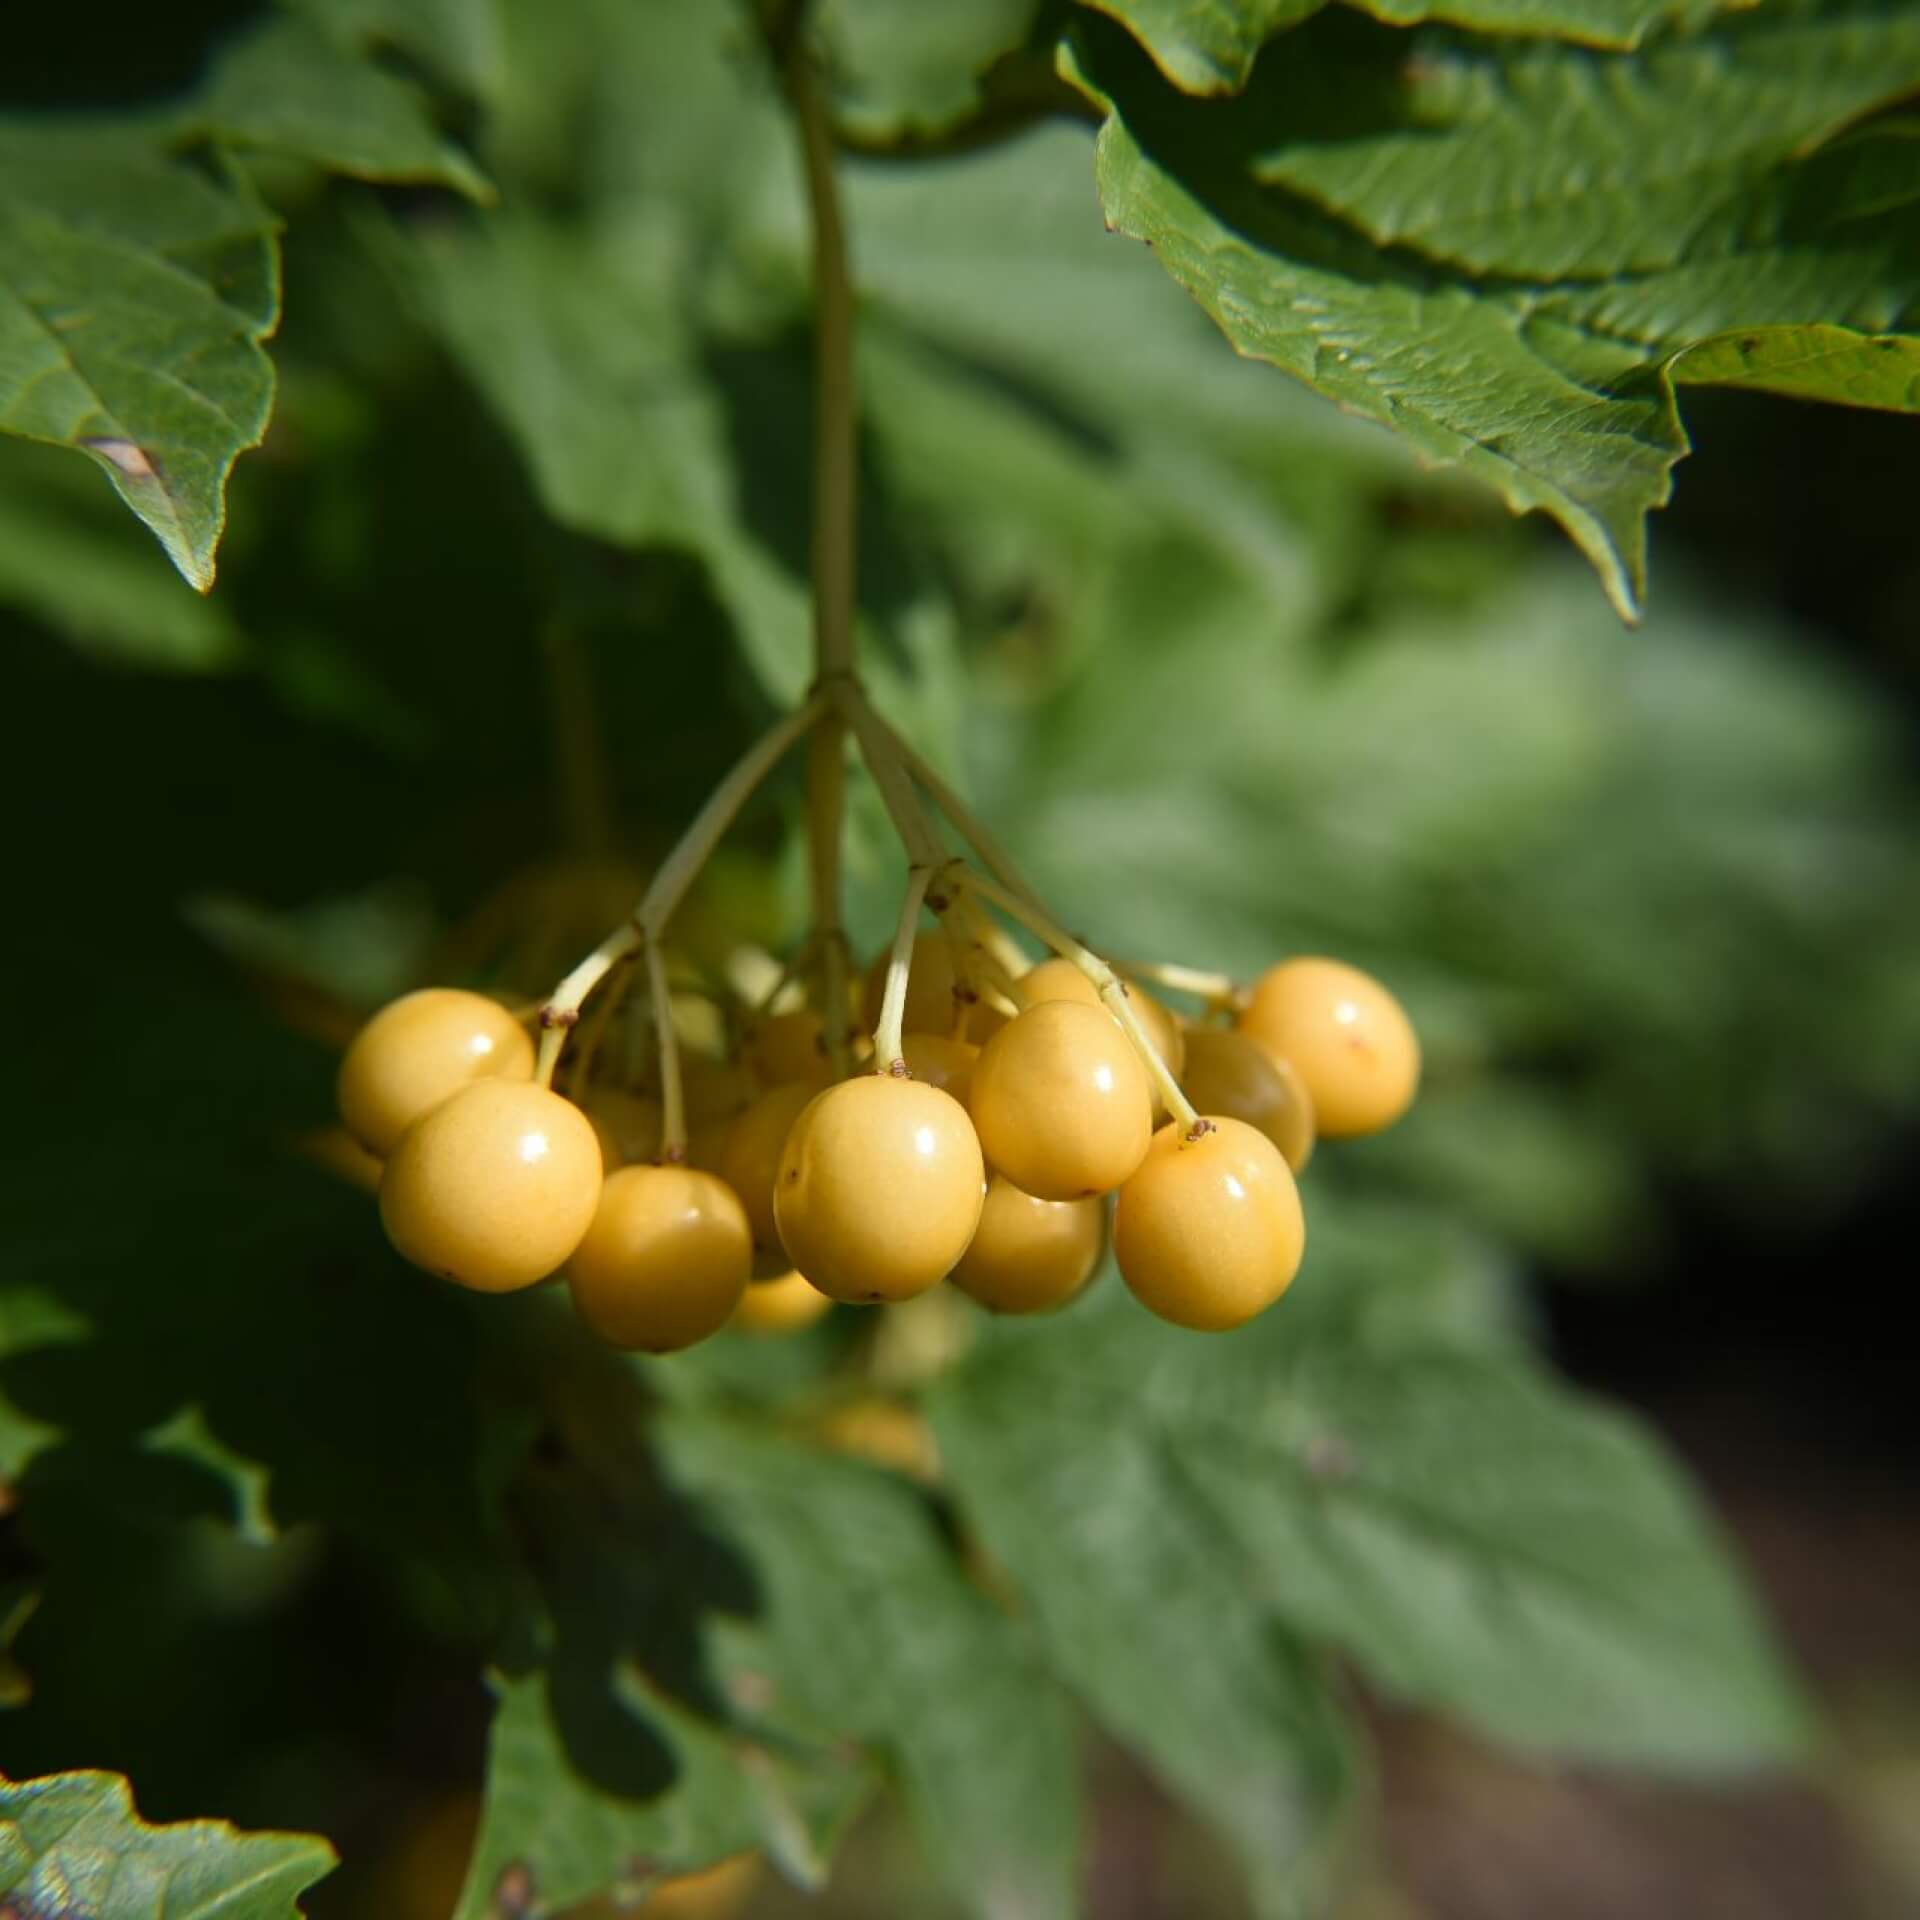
[681,1055,756,1124]
[584,1090,664,1171]
[380,1079,602,1292]
[567,1165,750,1352]
[951,1178,1104,1315]
[1113,1116,1304,1331]
[1237,957,1419,1137]
[293,1125,384,1194]
[970,1000,1151,1201]
[337,987,533,1155]
[730,1268,833,1335]
[774,1077,985,1302]
[742,1008,833,1088]
[899,1031,980,1108]
[1178,1026,1315,1172]
[1019,957,1185,1112]
[719,1082,816,1250]
[862,933,965,1038]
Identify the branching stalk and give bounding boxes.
[535,697,826,1086]
[645,935,686,1159]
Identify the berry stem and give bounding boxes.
[787,27,860,1079]
[1113,958,1243,1011]
[832,680,950,869]
[872,861,940,1070]
[953,868,1200,1133]
[534,696,826,1086]
[644,934,686,1159]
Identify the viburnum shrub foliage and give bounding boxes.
[4,0,1920,1914]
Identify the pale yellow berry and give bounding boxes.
[584,1090,664,1171]
[338,987,533,1155]
[719,1082,817,1250]
[1019,956,1185,1113]
[1113,1116,1304,1331]
[1237,957,1419,1137]
[951,1178,1104,1315]
[742,1008,833,1089]
[380,1079,602,1292]
[970,999,1152,1201]
[730,1268,834,1335]
[567,1165,750,1351]
[1178,1026,1315,1171]
[898,1031,981,1108]
[774,1077,985,1302]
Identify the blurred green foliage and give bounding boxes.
[3,1,1918,1916]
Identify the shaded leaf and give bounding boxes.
[398,215,811,698]
[820,0,1049,139]
[927,1290,1357,1920]
[1256,4,1920,279]
[0,442,244,670]
[656,1409,1085,1920]
[288,0,508,100]
[1083,0,1697,95]
[0,1770,334,1918]
[186,15,494,200]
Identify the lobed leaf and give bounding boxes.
[0,1770,334,1919]
[935,1285,1809,1795]
[1256,2,1920,280]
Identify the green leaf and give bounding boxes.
[397,215,812,698]
[656,1408,1085,1920]
[287,0,508,100]
[1062,19,1681,619]
[1080,0,1326,94]
[185,15,494,200]
[1254,4,1920,280]
[1672,322,1920,409]
[0,1770,334,1917]
[820,0,1049,139]
[927,1295,1356,1920]
[1080,0,1695,95]
[0,442,244,669]
[935,1287,1809,1787]
[0,1285,89,1486]
[0,125,279,593]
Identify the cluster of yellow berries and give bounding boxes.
[334,942,1418,1349]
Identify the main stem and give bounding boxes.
[790,30,858,1075]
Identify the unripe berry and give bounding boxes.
[719,1082,817,1250]
[774,1077,985,1302]
[1113,1117,1304,1331]
[970,1000,1152,1201]
[1178,1026,1315,1172]
[862,933,965,1038]
[380,1079,602,1292]
[951,1178,1104,1315]
[899,1031,980,1108]
[1237,957,1419,1137]
[730,1267,833,1335]
[584,1090,664,1171]
[337,987,533,1155]
[567,1165,750,1351]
